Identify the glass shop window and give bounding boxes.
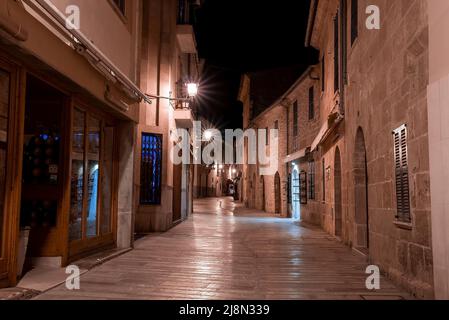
[69,108,115,242]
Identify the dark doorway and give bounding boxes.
[20,75,66,266]
[173,162,182,223]
[274,172,281,214]
[354,128,369,252]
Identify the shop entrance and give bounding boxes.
[291,169,300,220]
[19,75,67,272]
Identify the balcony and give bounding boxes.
[176,24,197,54]
[176,0,199,53]
[174,106,194,129]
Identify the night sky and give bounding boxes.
[194,0,318,130]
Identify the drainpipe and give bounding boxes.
[0,0,28,41]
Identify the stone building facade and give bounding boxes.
[303,0,432,298]
[0,0,143,287]
[241,0,436,298]
[134,0,201,233]
[239,80,290,216]
[427,0,449,300]
[0,0,201,289]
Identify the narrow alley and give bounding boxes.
[35,198,409,300]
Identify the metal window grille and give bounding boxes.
[140,133,163,205]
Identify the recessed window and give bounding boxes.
[309,86,315,120]
[266,127,269,145]
[293,101,299,137]
[308,161,316,200]
[300,171,308,205]
[140,133,163,205]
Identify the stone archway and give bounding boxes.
[354,128,369,251]
[334,148,342,237]
[275,172,281,214]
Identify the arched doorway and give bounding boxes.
[334,148,343,237]
[354,128,369,251]
[260,176,265,211]
[292,169,300,220]
[274,172,281,214]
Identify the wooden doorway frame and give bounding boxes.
[0,57,25,288]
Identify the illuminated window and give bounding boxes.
[140,133,163,205]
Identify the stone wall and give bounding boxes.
[245,104,289,216]
[303,0,433,298]
[427,0,449,300]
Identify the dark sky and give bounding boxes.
[194,0,318,130]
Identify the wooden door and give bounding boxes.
[172,162,182,223]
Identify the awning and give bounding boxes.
[311,112,341,151]
[284,147,310,163]
[311,122,329,151]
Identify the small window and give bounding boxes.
[266,127,269,145]
[274,121,279,139]
[140,133,163,205]
[393,125,411,223]
[293,101,299,137]
[309,86,315,120]
[351,0,359,45]
[308,161,316,200]
[112,0,126,16]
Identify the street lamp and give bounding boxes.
[187,82,198,98]
[204,130,213,141]
[145,82,199,101]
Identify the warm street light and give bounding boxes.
[204,129,213,141]
[187,82,198,97]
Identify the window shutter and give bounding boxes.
[393,125,411,222]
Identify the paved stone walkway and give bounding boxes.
[35,197,411,300]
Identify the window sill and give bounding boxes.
[394,220,413,230]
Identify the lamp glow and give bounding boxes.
[204,130,213,141]
[187,83,198,97]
